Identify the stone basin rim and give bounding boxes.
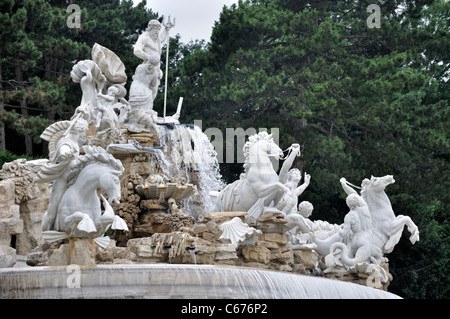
[0,263,402,299]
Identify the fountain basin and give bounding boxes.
[135,183,196,201]
[0,264,401,299]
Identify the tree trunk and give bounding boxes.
[15,60,33,156]
[0,55,6,151]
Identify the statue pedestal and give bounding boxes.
[323,262,392,291]
[47,238,96,266]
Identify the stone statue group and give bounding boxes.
[212,131,419,278]
[34,17,419,278]
[34,18,177,247]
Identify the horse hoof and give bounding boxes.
[77,215,97,233]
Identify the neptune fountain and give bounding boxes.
[0,17,419,299]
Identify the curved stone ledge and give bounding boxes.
[0,264,401,299]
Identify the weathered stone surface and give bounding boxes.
[16,191,49,255]
[0,179,22,250]
[293,249,319,270]
[134,212,195,236]
[26,249,48,266]
[140,200,167,210]
[191,223,208,235]
[257,212,288,224]
[241,245,271,264]
[112,246,137,262]
[256,240,279,249]
[270,248,294,265]
[235,260,271,269]
[0,245,17,268]
[0,159,50,265]
[0,218,23,235]
[214,244,238,261]
[263,232,289,245]
[96,249,114,263]
[47,239,96,266]
[208,211,247,223]
[0,179,16,206]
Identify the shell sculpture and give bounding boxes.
[218,217,262,246]
[91,43,127,84]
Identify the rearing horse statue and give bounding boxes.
[341,175,419,254]
[314,175,419,260]
[360,175,420,253]
[212,132,290,219]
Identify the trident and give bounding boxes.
[162,15,176,122]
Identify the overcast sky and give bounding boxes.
[134,0,239,43]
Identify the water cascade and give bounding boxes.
[157,124,225,218]
[0,265,401,299]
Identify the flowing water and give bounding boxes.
[157,124,225,218]
[0,264,401,299]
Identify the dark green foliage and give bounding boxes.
[169,0,449,298]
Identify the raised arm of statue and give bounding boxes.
[295,172,311,197]
[159,26,169,44]
[340,177,358,196]
[279,143,301,184]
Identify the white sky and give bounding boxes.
[134,0,240,43]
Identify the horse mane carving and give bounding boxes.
[242,131,274,174]
[67,145,124,187]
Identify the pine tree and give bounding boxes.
[0,0,42,155]
[0,0,157,156]
[172,0,449,298]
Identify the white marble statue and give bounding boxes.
[322,175,420,272]
[36,115,128,245]
[325,193,384,270]
[39,145,127,246]
[340,176,419,254]
[287,201,343,252]
[134,17,175,67]
[287,201,316,249]
[219,217,262,247]
[275,169,311,215]
[56,145,125,236]
[36,115,89,232]
[70,60,106,123]
[127,60,160,131]
[70,44,130,133]
[131,17,175,106]
[212,135,315,223]
[127,17,178,132]
[95,85,121,131]
[271,143,310,215]
[212,132,293,220]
